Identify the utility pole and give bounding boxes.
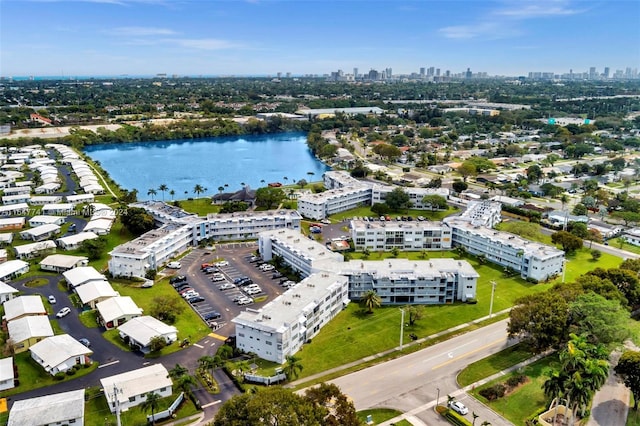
[489,281,497,318]
[399,308,405,350]
[112,383,122,426]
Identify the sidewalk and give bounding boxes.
[288,307,512,388]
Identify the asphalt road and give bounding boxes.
[328,318,517,426]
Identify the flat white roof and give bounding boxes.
[40,254,88,269]
[0,357,13,383]
[57,231,99,246]
[76,280,117,304]
[100,364,171,405]
[8,389,85,426]
[0,280,18,295]
[62,266,105,288]
[339,258,480,279]
[7,315,53,344]
[28,215,64,225]
[20,223,60,237]
[3,295,46,322]
[0,260,29,280]
[96,296,142,323]
[14,240,56,256]
[117,316,177,346]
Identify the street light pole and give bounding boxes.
[436,387,440,408]
[489,280,497,318]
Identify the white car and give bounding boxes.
[182,291,199,299]
[215,261,229,267]
[448,401,469,415]
[219,283,236,290]
[48,295,57,304]
[236,297,253,305]
[166,261,182,269]
[260,264,274,271]
[55,307,71,318]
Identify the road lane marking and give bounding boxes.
[201,400,221,408]
[99,360,120,368]
[193,343,204,348]
[432,336,508,370]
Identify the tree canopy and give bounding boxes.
[255,187,286,209]
[384,188,411,212]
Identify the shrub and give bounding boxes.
[65,369,76,376]
[507,374,527,388]
[54,372,65,381]
[479,383,506,401]
[465,298,477,304]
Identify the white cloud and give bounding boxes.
[494,1,583,18]
[439,22,519,40]
[165,38,240,50]
[109,26,178,36]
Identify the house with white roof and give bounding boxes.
[28,195,63,206]
[117,316,178,354]
[41,203,75,215]
[3,295,47,322]
[0,357,15,391]
[0,280,19,304]
[83,217,114,235]
[84,183,105,194]
[76,280,118,309]
[0,260,29,281]
[2,194,31,205]
[40,254,88,273]
[29,334,93,375]
[8,389,85,426]
[0,232,13,245]
[7,315,54,353]
[57,231,99,250]
[28,215,66,227]
[65,193,95,205]
[34,182,61,194]
[96,296,143,329]
[2,186,31,196]
[62,266,106,288]
[0,203,29,217]
[19,223,60,241]
[100,364,172,413]
[0,217,25,231]
[624,228,640,247]
[14,240,56,260]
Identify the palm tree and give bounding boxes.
[176,373,197,398]
[543,368,567,425]
[283,354,303,380]
[361,290,381,314]
[472,412,479,426]
[561,193,569,210]
[169,189,175,200]
[158,184,168,201]
[198,355,220,381]
[193,184,205,202]
[168,363,188,380]
[147,188,157,200]
[218,186,225,194]
[140,392,161,425]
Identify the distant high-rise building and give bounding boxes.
[465,68,472,79]
[589,67,596,79]
[427,67,435,76]
[277,72,282,78]
[368,69,380,80]
[420,67,425,76]
[353,68,358,79]
[436,68,441,77]
[386,68,393,78]
[286,72,291,78]
[604,67,610,78]
[445,70,450,77]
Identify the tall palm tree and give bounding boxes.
[218,186,225,194]
[283,354,303,380]
[543,368,567,425]
[176,373,197,398]
[140,392,161,425]
[147,188,157,200]
[198,355,220,381]
[193,184,205,202]
[169,189,175,200]
[361,290,381,314]
[158,184,168,201]
[472,412,479,426]
[168,363,188,380]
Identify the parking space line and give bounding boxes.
[192,343,204,348]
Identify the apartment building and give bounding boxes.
[193,210,302,242]
[338,258,479,304]
[350,219,452,251]
[258,228,344,277]
[232,272,349,363]
[447,219,564,281]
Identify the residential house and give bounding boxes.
[0,233,13,246]
[117,316,178,354]
[96,296,143,329]
[76,280,118,309]
[3,295,46,322]
[62,266,106,288]
[65,194,95,205]
[0,357,15,391]
[28,196,63,206]
[624,228,640,247]
[57,231,99,250]
[0,203,29,217]
[19,224,60,241]
[28,215,66,227]
[40,254,88,273]
[0,260,29,281]
[7,315,54,354]
[100,364,172,413]
[29,334,93,375]
[14,240,56,260]
[7,389,85,426]
[2,194,31,205]
[0,280,18,304]
[0,217,25,231]
[41,203,75,215]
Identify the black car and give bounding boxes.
[170,275,187,284]
[238,278,253,286]
[174,283,191,291]
[188,296,205,304]
[272,272,283,279]
[203,312,221,320]
[233,276,249,284]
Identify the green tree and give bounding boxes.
[304,383,360,426]
[140,392,162,425]
[526,165,543,183]
[149,296,185,324]
[168,363,188,380]
[452,180,468,193]
[591,249,602,261]
[193,184,206,201]
[385,187,411,212]
[573,203,588,216]
[120,207,155,236]
[457,162,477,182]
[158,183,168,201]
[615,350,640,410]
[569,292,630,344]
[421,194,447,210]
[361,290,381,314]
[283,354,304,381]
[405,305,424,326]
[551,230,583,253]
[372,143,402,162]
[147,188,157,200]
[80,236,107,260]
[255,186,286,209]
[148,336,167,353]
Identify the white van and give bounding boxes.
[167,261,182,269]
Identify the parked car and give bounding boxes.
[211,274,225,282]
[178,287,194,295]
[260,264,275,271]
[55,307,71,318]
[233,276,249,284]
[219,283,236,290]
[238,278,253,286]
[448,401,469,415]
[201,263,212,270]
[203,312,221,320]
[203,267,218,274]
[272,272,283,279]
[245,287,261,295]
[141,280,154,288]
[182,291,199,299]
[188,296,205,304]
[174,283,191,291]
[236,297,253,305]
[166,261,181,269]
[170,275,187,284]
[78,338,91,348]
[48,295,56,304]
[215,261,229,267]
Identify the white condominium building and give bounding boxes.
[453,200,503,228]
[108,224,193,278]
[233,272,349,363]
[258,228,343,277]
[447,219,564,281]
[298,171,450,220]
[194,210,302,242]
[338,258,479,304]
[350,220,452,251]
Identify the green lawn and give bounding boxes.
[553,247,623,285]
[110,278,210,355]
[79,310,100,328]
[328,205,459,222]
[176,198,221,216]
[3,352,99,397]
[63,220,135,272]
[471,355,559,426]
[357,408,405,425]
[627,395,640,426]
[457,343,534,386]
[611,238,640,256]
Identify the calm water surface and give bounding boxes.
[83,133,329,200]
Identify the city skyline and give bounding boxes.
[1,0,639,77]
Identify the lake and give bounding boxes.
[83,132,330,200]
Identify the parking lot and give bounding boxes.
[167,243,298,336]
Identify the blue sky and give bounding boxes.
[1,0,638,77]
